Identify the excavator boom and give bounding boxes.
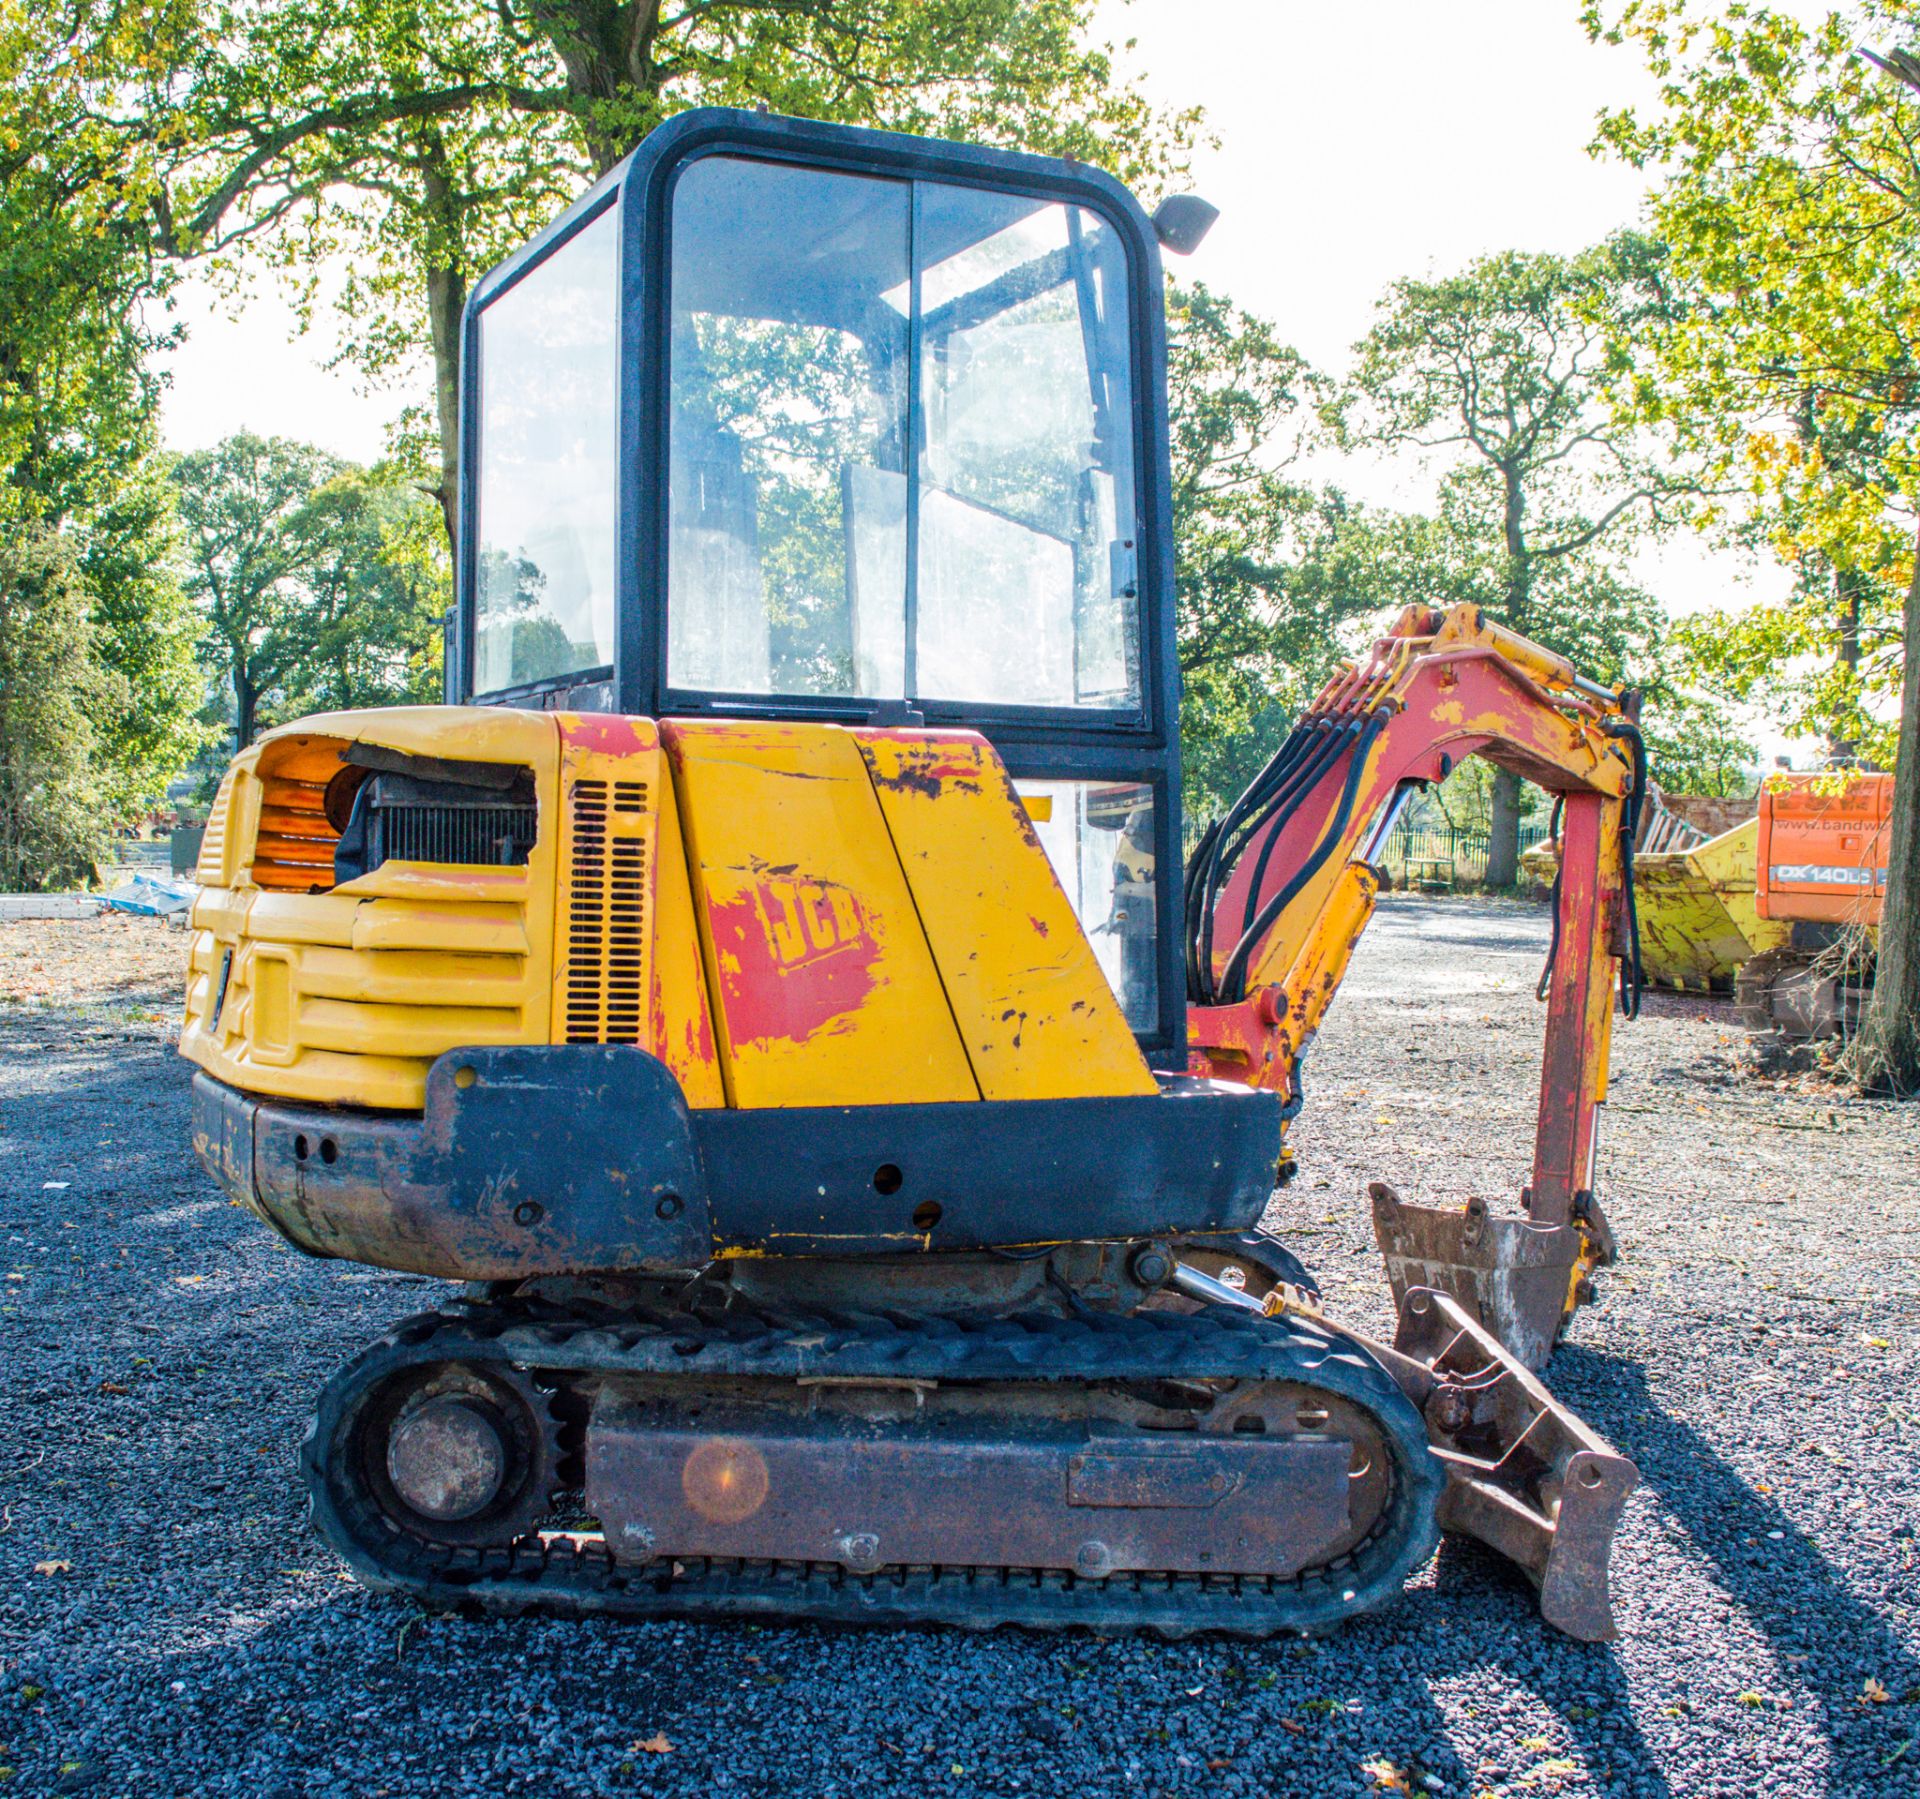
[1179,601,1647,1634]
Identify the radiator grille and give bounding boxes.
[381,803,539,868]
[563,780,650,1044]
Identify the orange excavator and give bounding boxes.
[1738,769,1892,1038]
[181,109,1644,1642]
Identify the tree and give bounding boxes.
[175,436,449,747]
[80,462,209,816]
[0,529,127,890]
[174,435,348,750]
[79,0,1195,540]
[1585,0,1920,1092]
[276,468,450,717]
[1165,283,1385,824]
[1326,235,1691,882]
[0,7,207,818]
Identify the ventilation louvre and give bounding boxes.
[196,775,235,885]
[563,779,650,1044]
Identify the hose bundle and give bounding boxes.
[1184,709,1389,1007]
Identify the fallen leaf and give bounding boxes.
[32,1560,71,1576]
[633,1734,672,1755]
[1207,1759,1231,1772]
[1737,1691,1771,1709]
[1279,1719,1305,1735]
[1362,1758,1413,1794]
[1865,1679,1891,1705]
[98,1380,128,1395]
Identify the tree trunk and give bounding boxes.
[1847,529,1920,1096]
[421,141,468,552]
[233,664,257,753]
[1486,462,1532,887]
[425,260,465,550]
[1486,767,1524,888]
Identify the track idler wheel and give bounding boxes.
[305,1323,563,1578]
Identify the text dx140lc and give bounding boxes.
[182,110,1647,1641]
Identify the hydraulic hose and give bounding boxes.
[1187,720,1338,1004]
[1236,719,1370,939]
[1535,795,1566,1003]
[1604,719,1649,1020]
[1216,711,1389,1004]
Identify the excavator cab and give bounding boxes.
[183,109,1643,1645]
[453,111,1186,1051]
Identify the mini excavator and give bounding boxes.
[182,111,1643,1641]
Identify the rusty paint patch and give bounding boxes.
[559,714,660,756]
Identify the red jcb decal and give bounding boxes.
[749,878,872,968]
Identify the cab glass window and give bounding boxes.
[667,156,1140,714]
[473,207,619,694]
[668,158,909,696]
[1018,780,1157,1029]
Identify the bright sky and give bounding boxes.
[154,0,1827,749]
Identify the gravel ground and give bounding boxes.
[4,896,1919,1799]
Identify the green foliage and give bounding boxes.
[1166,283,1381,823]
[174,433,348,749]
[1588,0,1920,1092]
[80,459,210,814]
[1585,0,1918,759]
[174,434,447,748]
[0,7,208,822]
[276,468,450,717]
[80,0,1198,530]
[0,529,127,890]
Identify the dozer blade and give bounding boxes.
[1370,1180,1611,1372]
[1391,1285,1637,1642]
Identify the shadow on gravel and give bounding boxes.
[1418,1540,1677,1797]
[1597,1353,1915,1783]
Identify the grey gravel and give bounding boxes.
[4,895,1919,1798]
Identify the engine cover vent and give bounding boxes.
[561,777,651,1045]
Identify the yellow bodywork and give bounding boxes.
[181,708,1152,1113]
[1523,816,1792,994]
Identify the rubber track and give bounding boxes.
[304,1300,1446,1637]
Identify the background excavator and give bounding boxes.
[1737,768,1892,1039]
[181,109,1644,1643]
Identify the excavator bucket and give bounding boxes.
[1371,1181,1611,1374]
[1392,1286,1638,1642]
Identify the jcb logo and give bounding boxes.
[749,878,872,968]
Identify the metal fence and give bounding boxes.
[1375,820,1550,889]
